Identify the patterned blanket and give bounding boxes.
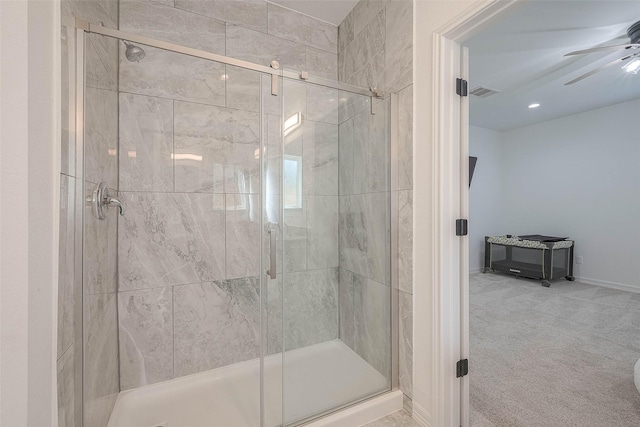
[487,235,573,250]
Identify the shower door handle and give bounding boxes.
[266,223,277,279]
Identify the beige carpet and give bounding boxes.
[470,272,640,426]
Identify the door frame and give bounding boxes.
[416,1,521,426]
[433,2,520,426]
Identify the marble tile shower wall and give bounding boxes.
[59,1,121,427]
[116,0,343,391]
[337,91,392,379]
[338,0,414,402]
[338,0,412,94]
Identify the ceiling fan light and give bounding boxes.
[622,58,640,74]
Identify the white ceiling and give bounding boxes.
[465,1,640,131]
[268,0,357,25]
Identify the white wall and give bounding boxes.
[0,0,59,425]
[468,126,505,272]
[470,99,640,290]
[1,3,30,424]
[500,98,640,290]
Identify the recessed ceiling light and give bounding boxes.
[622,58,640,75]
[528,103,540,109]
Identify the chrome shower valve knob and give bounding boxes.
[87,182,125,220]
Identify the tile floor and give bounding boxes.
[362,408,420,426]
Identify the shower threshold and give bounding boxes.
[107,339,390,427]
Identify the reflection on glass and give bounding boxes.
[284,112,301,135]
[171,153,203,161]
[283,155,302,210]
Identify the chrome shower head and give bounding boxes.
[123,41,146,62]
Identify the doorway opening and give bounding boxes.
[462,1,640,425]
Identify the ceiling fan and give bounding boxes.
[564,20,640,85]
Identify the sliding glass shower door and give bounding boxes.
[79,30,286,427]
[75,25,391,427]
[271,77,392,426]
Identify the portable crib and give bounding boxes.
[483,235,575,287]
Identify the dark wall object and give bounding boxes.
[469,156,478,187]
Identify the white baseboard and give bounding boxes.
[412,402,431,427]
[468,270,639,294]
[575,276,640,294]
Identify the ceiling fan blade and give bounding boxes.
[565,53,639,85]
[565,43,640,56]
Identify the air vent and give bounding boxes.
[470,86,500,98]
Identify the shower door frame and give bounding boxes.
[67,16,399,427]
[75,18,379,98]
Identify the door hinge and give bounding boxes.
[456,359,469,378]
[456,78,468,97]
[456,219,468,236]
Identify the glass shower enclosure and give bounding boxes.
[69,19,393,427]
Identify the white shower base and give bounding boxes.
[108,340,398,427]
